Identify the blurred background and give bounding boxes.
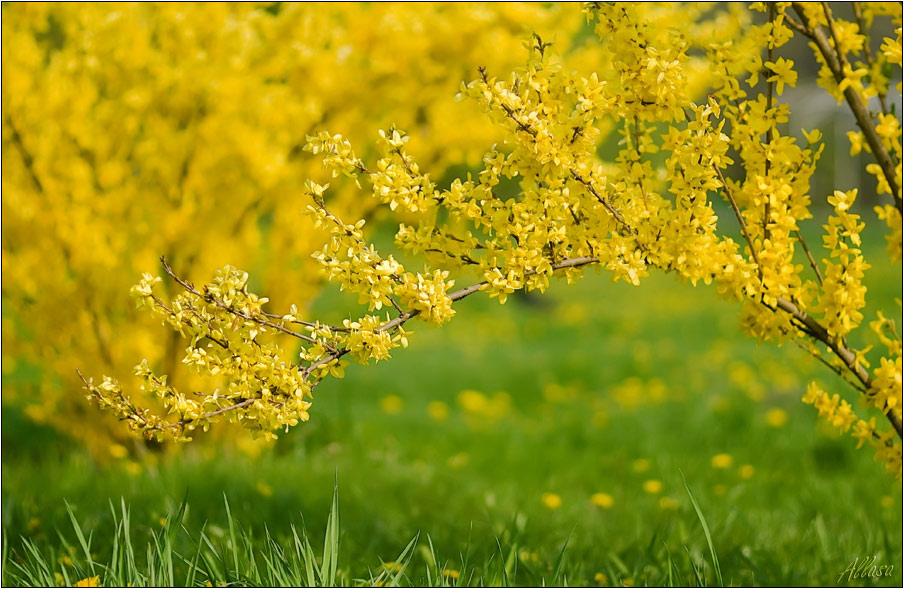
[2,3,901,586]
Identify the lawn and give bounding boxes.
[2,224,902,587]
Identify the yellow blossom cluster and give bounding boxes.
[792,3,902,244]
[804,382,900,476]
[2,2,587,454]
[74,4,903,472]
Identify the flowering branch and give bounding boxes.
[790,2,901,212]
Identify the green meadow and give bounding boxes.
[2,223,902,587]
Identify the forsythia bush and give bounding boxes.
[8,3,903,474]
[2,2,588,455]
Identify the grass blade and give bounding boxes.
[681,473,722,587]
[322,478,340,586]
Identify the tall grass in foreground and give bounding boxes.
[2,481,730,588]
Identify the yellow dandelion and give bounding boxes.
[427,401,449,421]
[643,480,662,494]
[443,569,460,580]
[711,453,733,469]
[457,390,487,413]
[594,572,609,585]
[592,410,609,428]
[383,561,403,573]
[519,550,539,563]
[74,576,100,587]
[542,492,562,509]
[622,577,635,587]
[738,464,755,479]
[658,496,680,510]
[765,408,788,427]
[380,394,404,414]
[632,458,651,472]
[108,443,128,459]
[590,492,614,509]
[446,452,469,469]
[58,555,73,566]
[256,482,273,497]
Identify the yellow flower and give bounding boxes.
[738,464,755,479]
[74,577,100,587]
[765,408,788,427]
[427,401,449,421]
[643,480,662,494]
[765,57,797,95]
[542,492,562,509]
[457,390,487,413]
[711,454,733,469]
[594,572,609,585]
[446,452,469,469]
[380,395,404,414]
[256,482,273,497]
[108,443,128,459]
[443,569,460,580]
[632,458,651,472]
[658,496,680,510]
[590,492,614,508]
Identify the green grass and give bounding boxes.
[2,232,902,587]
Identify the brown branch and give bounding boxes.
[160,256,324,348]
[791,338,866,394]
[300,255,599,380]
[822,3,852,72]
[783,11,810,36]
[851,1,890,115]
[5,116,45,194]
[386,295,406,316]
[150,294,229,350]
[764,2,776,243]
[774,296,903,436]
[713,165,763,274]
[570,172,639,237]
[260,311,350,333]
[196,398,255,421]
[795,229,824,285]
[791,2,901,212]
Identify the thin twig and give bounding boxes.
[774,295,903,436]
[570,172,639,238]
[300,255,599,380]
[795,230,824,285]
[713,165,763,274]
[196,398,255,421]
[791,338,866,394]
[5,116,45,193]
[161,256,324,348]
